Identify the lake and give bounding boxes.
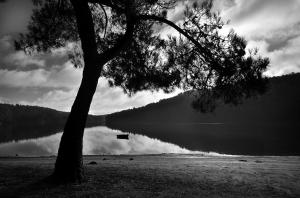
[1,122,299,156]
[0,126,224,157]
[108,122,300,156]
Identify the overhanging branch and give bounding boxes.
[138,14,218,67]
[99,3,108,38]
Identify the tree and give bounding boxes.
[15,0,269,182]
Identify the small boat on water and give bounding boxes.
[117,134,129,140]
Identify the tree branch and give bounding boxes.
[99,3,108,38]
[138,14,217,67]
[97,1,135,64]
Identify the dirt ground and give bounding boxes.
[0,155,299,197]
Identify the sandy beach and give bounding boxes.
[0,155,299,197]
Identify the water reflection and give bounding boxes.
[108,123,300,155]
[0,126,205,156]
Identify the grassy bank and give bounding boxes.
[0,155,299,197]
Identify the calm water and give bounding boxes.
[108,123,300,155]
[1,123,298,156]
[0,126,215,157]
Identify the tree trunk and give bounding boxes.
[50,0,133,183]
[52,69,99,183]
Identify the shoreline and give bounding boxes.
[1,153,300,159]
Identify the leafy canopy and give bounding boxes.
[15,0,269,112]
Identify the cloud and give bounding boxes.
[158,0,300,77]
[0,69,50,87]
[4,51,45,68]
[250,36,300,76]
[212,0,300,76]
[0,0,33,36]
[0,61,82,89]
[0,96,11,104]
[0,35,68,71]
[216,0,300,42]
[20,77,180,115]
[24,89,77,112]
[90,86,180,115]
[0,37,178,114]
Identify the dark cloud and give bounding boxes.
[267,36,295,52]
[225,0,289,25]
[0,35,68,71]
[216,0,300,76]
[0,0,33,36]
[264,22,300,52]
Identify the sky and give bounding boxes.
[0,0,300,115]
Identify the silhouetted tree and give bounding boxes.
[15,0,269,182]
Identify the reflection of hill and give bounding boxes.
[106,74,300,155]
[0,104,105,143]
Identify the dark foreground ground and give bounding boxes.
[0,155,299,198]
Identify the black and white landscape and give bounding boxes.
[0,0,300,197]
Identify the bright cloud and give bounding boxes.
[20,77,180,115]
[213,0,300,76]
[219,0,300,44]
[4,51,45,68]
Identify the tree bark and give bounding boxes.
[52,69,99,183]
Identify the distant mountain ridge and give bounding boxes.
[0,104,105,143]
[106,73,300,155]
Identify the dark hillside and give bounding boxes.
[0,104,105,143]
[106,74,300,155]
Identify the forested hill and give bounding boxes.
[0,104,105,143]
[106,73,300,155]
[106,73,300,124]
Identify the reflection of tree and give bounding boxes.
[16,0,268,182]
